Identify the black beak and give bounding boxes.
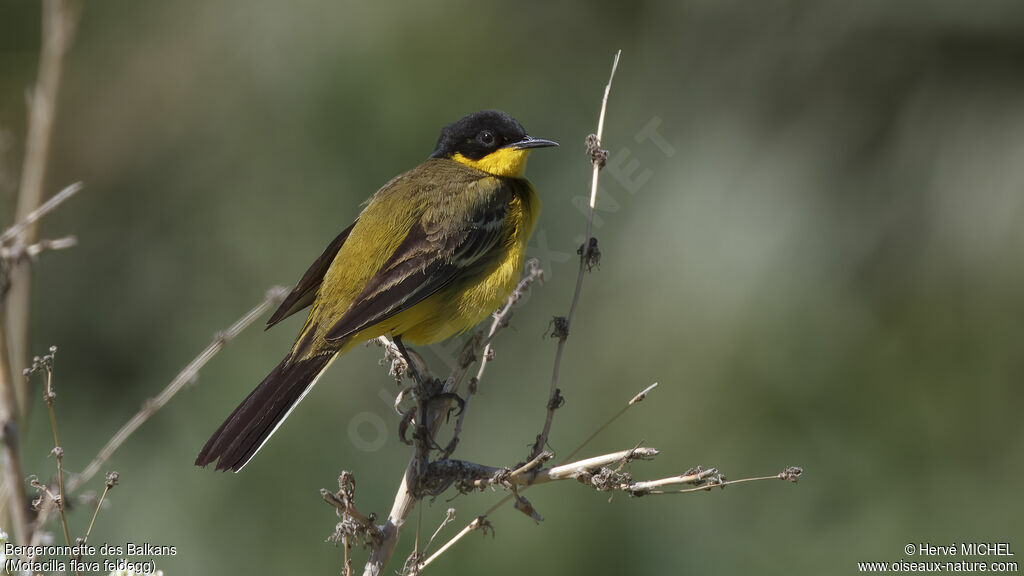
[506,136,559,150]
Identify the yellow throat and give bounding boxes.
[452,148,531,178]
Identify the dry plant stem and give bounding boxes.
[531,50,621,461]
[415,515,488,573]
[82,482,112,548]
[9,0,79,415]
[0,182,82,246]
[0,235,77,261]
[561,382,657,464]
[417,496,509,573]
[475,260,543,385]
[43,368,74,567]
[423,508,456,554]
[66,286,287,493]
[509,450,552,479]
[642,469,803,495]
[448,447,659,490]
[445,259,543,457]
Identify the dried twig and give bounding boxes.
[423,508,456,556]
[415,515,491,573]
[81,472,119,552]
[633,466,804,495]
[444,258,543,457]
[66,286,287,493]
[561,382,657,464]
[22,288,285,546]
[39,350,73,562]
[530,50,621,461]
[0,236,77,263]
[0,182,82,246]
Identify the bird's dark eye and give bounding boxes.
[478,130,496,146]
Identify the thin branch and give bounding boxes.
[531,50,621,461]
[633,466,804,495]
[0,182,82,245]
[561,382,657,464]
[66,286,287,493]
[508,450,552,480]
[41,352,74,566]
[444,258,543,457]
[475,259,544,385]
[627,466,723,493]
[423,508,456,556]
[428,447,658,490]
[80,472,118,553]
[414,515,490,573]
[0,235,77,264]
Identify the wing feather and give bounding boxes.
[324,183,510,342]
[266,220,357,329]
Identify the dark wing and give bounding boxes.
[266,220,357,329]
[324,187,511,342]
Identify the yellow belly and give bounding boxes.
[340,187,537,350]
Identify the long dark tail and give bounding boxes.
[195,352,335,472]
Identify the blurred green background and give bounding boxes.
[2,0,1023,574]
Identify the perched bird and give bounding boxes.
[196,110,557,472]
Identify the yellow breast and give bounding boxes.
[355,181,540,347]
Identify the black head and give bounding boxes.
[430,110,557,160]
